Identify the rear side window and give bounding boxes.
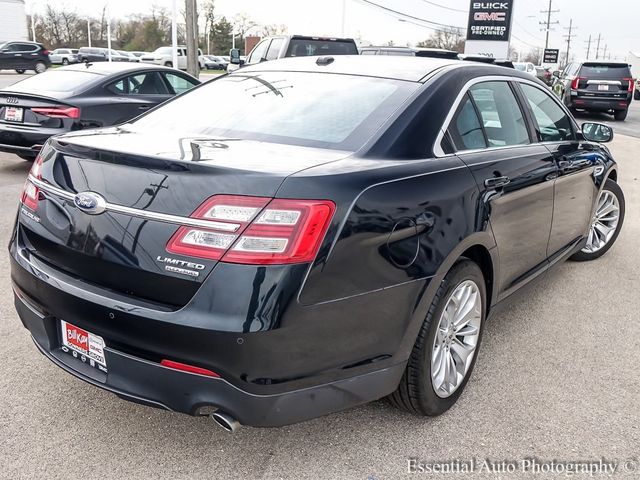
[287,39,358,57]
[128,72,169,95]
[579,64,632,78]
[162,72,198,95]
[469,82,529,147]
[448,94,486,151]
[520,84,574,142]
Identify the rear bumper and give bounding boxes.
[17,292,404,427]
[569,94,631,111]
[0,125,57,156]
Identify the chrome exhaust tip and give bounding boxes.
[211,411,241,433]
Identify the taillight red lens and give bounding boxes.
[42,49,50,56]
[166,195,336,265]
[20,155,43,210]
[571,77,582,90]
[623,77,634,93]
[32,106,80,119]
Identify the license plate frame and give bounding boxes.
[60,320,108,372]
[3,106,24,122]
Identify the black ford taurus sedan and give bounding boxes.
[10,56,625,431]
[0,62,199,160]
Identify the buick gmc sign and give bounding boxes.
[467,1,514,42]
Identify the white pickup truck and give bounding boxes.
[140,46,204,70]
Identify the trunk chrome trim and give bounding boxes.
[28,175,240,232]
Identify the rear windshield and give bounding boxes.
[514,64,526,71]
[286,39,358,57]
[7,70,99,94]
[579,64,632,78]
[128,71,417,151]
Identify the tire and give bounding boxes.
[62,58,69,65]
[34,62,47,74]
[613,109,628,121]
[15,69,25,74]
[164,61,173,68]
[570,179,625,262]
[635,90,640,101]
[388,259,486,416]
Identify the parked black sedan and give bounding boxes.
[10,56,624,430]
[0,62,199,160]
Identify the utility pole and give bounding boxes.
[540,0,560,50]
[584,34,592,59]
[602,44,608,60]
[595,33,602,59]
[185,0,199,78]
[106,2,112,62]
[563,19,577,64]
[171,0,178,69]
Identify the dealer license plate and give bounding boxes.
[3,106,23,122]
[597,85,610,91]
[60,320,108,373]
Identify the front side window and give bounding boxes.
[448,94,486,151]
[520,84,574,142]
[162,72,198,95]
[265,38,284,61]
[247,40,270,64]
[469,82,530,147]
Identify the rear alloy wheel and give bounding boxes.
[62,58,69,65]
[614,109,628,121]
[571,179,625,261]
[34,62,47,74]
[388,259,486,416]
[15,69,25,74]
[164,61,173,68]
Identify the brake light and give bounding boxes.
[20,155,43,210]
[571,77,583,90]
[623,77,634,93]
[32,106,80,119]
[42,49,50,56]
[160,359,220,378]
[166,195,336,265]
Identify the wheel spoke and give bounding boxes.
[451,338,474,369]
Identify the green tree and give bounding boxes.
[210,16,233,55]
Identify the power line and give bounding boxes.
[354,0,465,33]
[515,20,544,42]
[419,0,467,13]
[511,34,540,49]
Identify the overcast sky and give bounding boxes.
[28,0,639,60]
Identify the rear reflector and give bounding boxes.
[166,195,335,265]
[32,106,80,119]
[160,359,220,378]
[20,155,43,210]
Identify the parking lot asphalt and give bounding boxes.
[0,92,639,480]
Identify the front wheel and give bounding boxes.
[164,61,173,68]
[62,58,69,65]
[34,62,47,74]
[571,179,625,262]
[388,259,486,416]
[15,69,25,74]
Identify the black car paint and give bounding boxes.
[10,57,617,426]
[0,41,51,72]
[0,64,199,158]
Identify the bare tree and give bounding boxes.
[417,28,465,52]
[261,24,288,37]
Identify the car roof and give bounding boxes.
[237,55,519,83]
[58,62,175,75]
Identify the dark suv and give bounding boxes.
[553,61,634,120]
[0,41,50,74]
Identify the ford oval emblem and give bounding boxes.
[73,191,106,215]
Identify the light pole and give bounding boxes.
[106,2,112,61]
[87,19,91,47]
[171,0,178,68]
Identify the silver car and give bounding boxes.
[49,48,79,65]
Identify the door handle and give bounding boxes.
[138,105,152,110]
[558,159,572,169]
[484,176,510,189]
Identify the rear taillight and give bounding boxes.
[32,106,80,119]
[20,155,43,210]
[571,77,583,90]
[166,195,336,265]
[623,77,634,93]
[160,359,220,378]
[42,49,50,56]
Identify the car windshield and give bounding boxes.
[286,39,358,57]
[6,70,98,94]
[128,71,418,151]
[580,64,632,78]
[71,49,78,54]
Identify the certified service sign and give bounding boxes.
[464,1,514,59]
[466,1,514,41]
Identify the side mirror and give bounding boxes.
[582,122,613,143]
[553,70,560,78]
[229,48,241,65]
